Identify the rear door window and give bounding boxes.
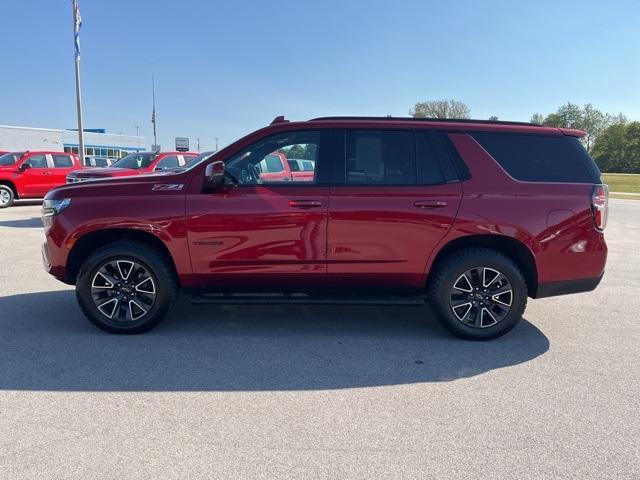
[472,132,598,183]
[52,154,74,168]
[346,130,416,185]
[259,154,285,173]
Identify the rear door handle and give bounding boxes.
[414,200,447,209]
[289,200,323,209]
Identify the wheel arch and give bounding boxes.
[67,228,179,285]
[427,234,539,297]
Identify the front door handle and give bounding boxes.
[289,200,323,209]
[43,171,53,175]
[414,200,447,209]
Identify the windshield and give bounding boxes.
[181,151,215,169]
[0,152,24,166]
[111,152,156,170]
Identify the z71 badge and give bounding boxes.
[152,184,184,191]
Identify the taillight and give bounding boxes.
[591,184,608,231]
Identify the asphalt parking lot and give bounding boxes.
[0,200,638,479]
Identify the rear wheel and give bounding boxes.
[75,241,178,334]
[428,248,527,340]
[0,185,15,208]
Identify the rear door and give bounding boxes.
[50,153,77,189]
[327,129,463,290]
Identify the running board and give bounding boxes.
[191,293,426,306]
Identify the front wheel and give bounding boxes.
[0,185,15,208]
[75,241,178,334]
[428,248,527,340]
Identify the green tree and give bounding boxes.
[283,144,305,159]
[592,121,640,173]
[530,113,544,124]
[488,115,499,121]
[537,102,627,153]
[410,99,471,119]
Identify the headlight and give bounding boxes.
[42,198,71,217]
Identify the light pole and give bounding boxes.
[214,137,219,151]
[196,138,200,152]
[135,125,139,136]
[71,0,85,165]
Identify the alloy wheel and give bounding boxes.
[90,259,157,322]
[449,267,513,328]
[0,189,11,206]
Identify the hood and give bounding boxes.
[69,167,142,179]
[48,169,192,200]
[0,165,19,174]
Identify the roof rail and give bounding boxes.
[309,116,541,127]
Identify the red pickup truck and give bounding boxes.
[0,151,81,208]
[66,151,197,183]
[257,152,315,182]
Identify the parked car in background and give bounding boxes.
[42,116,608,339]
[66,151,197,183]
[287,158,316,182]
[83,156,114,168]
[255,151,294,182]
[0,150,81,208]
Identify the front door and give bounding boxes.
[18,153,52,198]
[327,129,463,290]
[186,129,331,288]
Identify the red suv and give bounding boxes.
[0,151,81,208]
[66,151,197,183]
[42,116,608,340]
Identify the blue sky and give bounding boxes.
[1,0,639,151]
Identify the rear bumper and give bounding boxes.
[534,273,604,299]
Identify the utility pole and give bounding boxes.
[196,138,200,152]
[214,137,219,151]
[71,0,85,164]
[151,75,158,150]
[135,125,139,136]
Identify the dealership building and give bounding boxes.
[0,124,146,159]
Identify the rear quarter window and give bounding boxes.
[472,132,600,183]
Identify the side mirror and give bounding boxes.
[204,161,225,186]
[18,162,31,172]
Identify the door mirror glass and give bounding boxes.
[204,161,225,186]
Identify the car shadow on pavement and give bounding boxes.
[0,290,549,392]
[0,217,42,228]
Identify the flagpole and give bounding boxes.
[152,75,157,151]
[72,0,85,164]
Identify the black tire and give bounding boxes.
[428,248,527,340]
[0,185,15,208]
[75,240,178,334]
